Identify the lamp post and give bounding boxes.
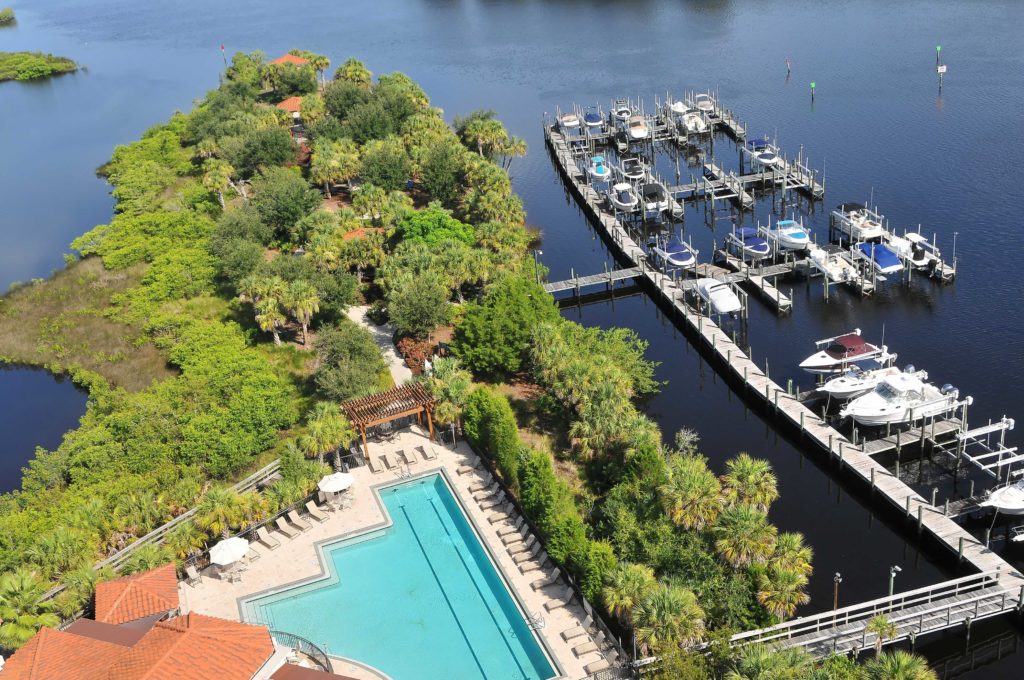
[532,249,544,285]
[833,572,843,611]
[889,565,902,597]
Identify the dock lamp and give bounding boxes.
[833,572,842,611]
[889,565,902,597]
[532,249,544,284]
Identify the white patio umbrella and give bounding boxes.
[209,536,249,566]
[318,472,355,494]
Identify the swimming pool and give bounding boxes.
[241,474,557,680]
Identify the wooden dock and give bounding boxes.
[544,123,1021,595]
[543,267,641,294]
[715,251,795,314]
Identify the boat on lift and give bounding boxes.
[613,130,629,153]
[583,106,604,129]
[727,227,771,260]
[799,329,887,374]
[765,218,811,251]
[809,245,860,283]
[819,363,930,402]
[558,112,581,131]
[627,115,650,140]
[612,99,633,122]
[587,155,612,181]
[746,138,783,168]
[839,373,967,426]
[668,101,708,134]
[695,278,742,315]
[693,93,715,114]
[886,232,943,271]
[620,156,646,181]
[608,182,640,212]
[854,242,903,274]
[831,203,887,241]
[640,183,670,212]
[654,238,698,268]
[981,481,1024,516]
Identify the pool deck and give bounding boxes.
[180,427,622,680]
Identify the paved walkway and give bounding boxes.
[180,427,623,680]
[346,305,412,386]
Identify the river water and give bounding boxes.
[2,1,1022,673]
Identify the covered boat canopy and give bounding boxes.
[825,334,870,359]
[746,137,769,150]
[858,243,902,272]
[835,202,866,214]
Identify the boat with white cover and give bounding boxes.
[886,232,943,271]
[745,138,783,168]
[981,481,1024,516]
[832,203,886,241]
[695,278,741,315]
[607,182,639,212]
[693,93,715,114]
[839,373,967,426]
[668,101,708,134]
[612,99,633,122]
[799,329,886,374]
[809,245,860,283]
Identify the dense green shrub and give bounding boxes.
[251,167,321,241]
[397,204,473,247]
[0,51,76,81]
[312,320,388,401]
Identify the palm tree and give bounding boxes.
[353,183,388,225]
[285,280,320,347]
[864,614,899,657]
[421,357,473,425]
[463,118,508,158]
[632,584,705,653]
[202,159,234,209]
[756,565,810,620]
[255,297,287,345]
[498,134,527,173]
[305,53,330,89]
[659,454,722,530]
[724,644,814,680]
[55,565,111,618]
[602,562,656,624]
[196,487,246,540]
[713,504,777,569]
[164,520,207,560]
[773,532,814,576]
[114,490,171,536]
[334,58,372,88]
[120,544,174,575]
[300,402,355,467]
[722,452,779,511]
[25,528,90,580]
[310,138,360,197]
[864,650,938,680]
[0,568,60,649]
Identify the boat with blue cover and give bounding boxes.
[586,155,611,181]
[653,238,698,267]
[855,242,903,274]
[583,106,603,128]
[727,226,771,260]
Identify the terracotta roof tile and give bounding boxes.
[270,54,309,66]
[0,626,125,680]
[95,563,179,625]
[106,613,274,680]
[276,96,303,113]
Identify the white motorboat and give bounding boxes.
[693,93,715,114]
[981,481,1024,516]
[809,245,860,283]
[726,227,771,260]
[583,106,604,129]
[765,219,810,251]
[608,182,639,212]
[839,373,967,426]
[612,99,633,122]
[627,115,649,140]
[654,238,698,268]
[799,329,886,374]
[613,130,629,153]
[695,278,742,315]
[854,242,903,274]
[831,203,886,241]
[640,183,670,212]
[746,138,783,168]
[587,155,612,181]
[819,364,928,401]
[668,101,708,134]
[620,156,646,181]
[558,112,580,131]
[886,232,942,270]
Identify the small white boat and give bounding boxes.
[695,278,742,315]
[746,138,783,168]
[608,182,639,212]
[612,99,633,122]
[981,481,1024,516]
[799,329,886,374]
[839,373,967,426]
[558,112,580,131]
[820,364,927,401]
[832,203,886,241]
[655,238,698,268]
[640,183,670,212]
[693,93,715,114]
[669,101,708,134]
[587,155,612,181]
[854,242,903,274]
[613,130,629,153]
[627,115,650,140]
[583,106,604,129]
[809,245,860,283]
[727,227,771,260]
[620,156,646,181]
[886,232,942,270]
[765,219,810,251]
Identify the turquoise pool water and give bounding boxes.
[242,474,556,680]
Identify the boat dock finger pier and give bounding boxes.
[545,123,1021,601]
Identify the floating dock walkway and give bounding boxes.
[545,123,1021,601]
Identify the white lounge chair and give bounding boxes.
[561,626,587,642]
[185,564,203,586]
[256,526,281,550]
[382,452,398,470]
[366,454,381,474]
[305,501,329,523]
[497,525,522,538]
[573,641,598,657]
[275,517,298,539]
[245,547,261,563]
[287,510,311,532]
[584,659,610,675]
[501,531,524,546]
[532,569,560,592]
[456,464,477,475]
[399,449,418,465]
[419,445,436,461]
[544,590,573,612]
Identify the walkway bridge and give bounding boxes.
[730,571,1021,658]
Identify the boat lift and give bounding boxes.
[935,416,1019,480]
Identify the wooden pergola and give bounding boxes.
[341,383,435,459]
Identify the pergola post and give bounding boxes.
[360,425,369,460]
[427,407,435,440]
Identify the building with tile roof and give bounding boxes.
[94,563,179,626]
[269,54,309,67]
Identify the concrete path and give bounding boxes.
[345,305,411,387]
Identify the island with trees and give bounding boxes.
[0,49,938,679]
[0,52,77,81]
[0,7,14,26]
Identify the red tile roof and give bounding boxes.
[0,626,124,680]
[270,54,309,66]
[106,613,274,680]
[276,96,303,113]
[341,227,386,242]
[95,563,179,625]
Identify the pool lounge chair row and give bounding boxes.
[253,500,331,550]
[367,445,437,473]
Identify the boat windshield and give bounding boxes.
[875,383,905,400]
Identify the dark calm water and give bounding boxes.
[2,1,1023,673]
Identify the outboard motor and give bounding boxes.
[903,364,916,374]
[940,384,958,397]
